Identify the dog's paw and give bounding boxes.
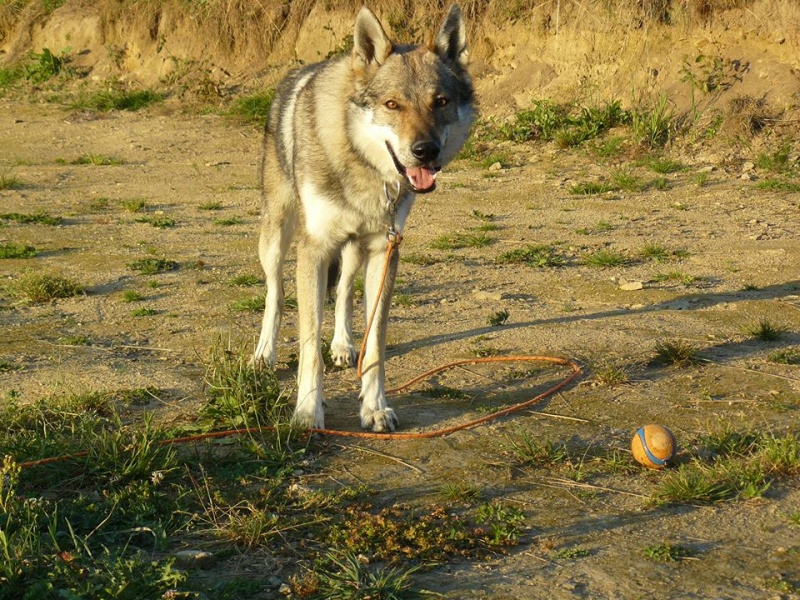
[360,406,399,433]
[291,409,325,431]
[248,353,276,369]
[330,340,357,368]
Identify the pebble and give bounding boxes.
[488,161,503,172]
[473,289,503,301]
[619,280,644,291]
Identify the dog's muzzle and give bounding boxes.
[385,142,441,193]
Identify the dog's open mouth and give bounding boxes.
[385,142,440,193]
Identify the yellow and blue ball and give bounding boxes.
[631,424,676,469]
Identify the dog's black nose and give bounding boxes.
[411,141,440,163]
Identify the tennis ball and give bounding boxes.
[631,424,676,469]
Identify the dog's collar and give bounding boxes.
[382,180,402,243]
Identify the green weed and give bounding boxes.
[743,318,786,342]
[231,293,265,312]
[569,181,615,195]
[135,214,176,228]
[312,550,421,600]
[646,157,683,174]
[767,347,800,365]
[583,248,627,267]
[127,258,178,274]
[0,211,62,225]
[131,307,157,316]
[120,198,147,212]
[0,242,36,258]
[72,88,162,112]
[755,179,800,192]
[67,154,125,166]
[632,94,673,147]
[215,216,244,226]
[509,430,570,467]
[228,90,275,124]
[0,173,23,190]
[121,289,145,302]
[6,272,83,303]
[643,542,695,562]
[497,244,565,268]
[554,546,591,559]
[198,201,223,210]
[652,338,701,367]
[229,274,263,286]
[400,252,440,266]
[611,168,643,192]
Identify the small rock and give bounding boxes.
[698,165,715,173]
[488,161,502,172]
[619,280,643,291]
[279,583,293,595]
[173,550,216,570]
[741,172,756,181]
[473,290,503,301]
[742,161,755,172]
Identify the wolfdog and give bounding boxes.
[253,5,475,432]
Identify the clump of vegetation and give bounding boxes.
[6,272,83,303]
[743,318,787,342]
[72,88,163,112]
[582,248,628,267]
[127,258,178,274]
[0,211,63,225]
[227,89,275,124]
[431,231,494,250]
[498,99,630,146]
[0,242,37,258]
[652,338,702,367]
[643,542,695,562]
[497,244,564,267]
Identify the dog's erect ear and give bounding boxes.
[435,4,468,67]
[353,7,393,70]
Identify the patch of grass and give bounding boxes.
[228,89,275,124]
[431,231,494,250]
[67,154,125,166]
[632,93,674,147]
[131,307,157,316]
[569,181,615,195]
[611,168,643,192]
[497,244,565,268]
[423,386,470,400]
[509,430,570,468]
[198,201,223,210]
[594,135,626,159]
[583,248,627,267]
[311,550,421,600]
[23,47,68,83]
[0,172,23,190]
[121,289,145,302]
[643,542,695,562]
[755,179,800,192]
[755,143,792,173]
[229,274,263,287]
[653,271,697,286]
[654,431,800,505]
[554,546,591,559]
[57,334,90,346]
[127,258,179,274]
[767,347,800,365]
[441,482,483,503]
[0,211,63,225]
[646,157,683,174]
[743,318,786,342]
[590,363,630,387]
[135,214,176,228]
[0,242,36,258]
[73,88,163,112]
[652,338,701,367]
[120,198,147,212]
[650,175,670,191]
[6,272,83,303]
[231,293,265,312]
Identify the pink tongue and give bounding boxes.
[406,166,436,191]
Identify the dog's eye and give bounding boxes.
[385,100,399,110]
[435,96,449,107]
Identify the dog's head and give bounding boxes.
[348,5,475,194]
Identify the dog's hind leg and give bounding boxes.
[357,238,399,432]
[293,239,329,429]
[331,240,363,368]
[253,181,296,367]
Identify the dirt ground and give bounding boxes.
[1,100,799,598]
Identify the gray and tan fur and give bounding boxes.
[253,5,474,432]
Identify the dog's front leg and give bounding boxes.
[294,240,329,429]
[358,240,400,432]
[331,240,363,368]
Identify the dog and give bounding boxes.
[252,4,475,432]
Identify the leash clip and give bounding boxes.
[383,180,403,246]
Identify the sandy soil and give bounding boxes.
[1,101,799,598]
